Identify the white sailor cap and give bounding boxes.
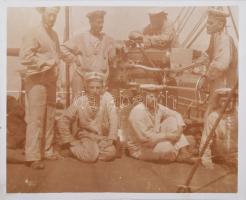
[36,7,60,14]
[214,88,232,97]
[84,72,105,82]
[148,8,167,17]
[207,6,230,18]
[86,10,106,21]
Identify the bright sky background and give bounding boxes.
[7,6,238,49]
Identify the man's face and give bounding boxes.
[218,96,234,113]
[90,17,104,34]
[145,92,158,109]
[42,8,58,29]
[86,80,103,97]
[150,15,165,29]
[206,16,223,34]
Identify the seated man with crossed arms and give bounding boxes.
[126,84,195,163]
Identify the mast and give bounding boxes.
[64,6,70,107]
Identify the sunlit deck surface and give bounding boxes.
[7,154,237,193]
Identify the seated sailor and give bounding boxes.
[57,72,118,162]
[126,84,195,163]
[199,88,238,169]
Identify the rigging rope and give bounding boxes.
[173,7,186,27]
[176,7,192,33]
[187,22,206,48]
[177,7,196,35]
[182,11,207,47]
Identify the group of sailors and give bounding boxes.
[9,6,237,170]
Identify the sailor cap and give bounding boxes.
[36,7,60,14]
[148,8,167,17]
[207,6,230,18]
[215,88,232,96]
[86,10,106,21]
[84,72,105,82]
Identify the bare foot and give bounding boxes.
[26,161,45,170]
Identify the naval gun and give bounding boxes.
[108,39,210,123]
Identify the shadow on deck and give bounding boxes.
[7,154,237,193]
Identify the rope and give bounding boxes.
[177,7,196,35]
[176,7,192,33]
[173,7,186,27]
[187,22,207,48]
[182,11,207,47]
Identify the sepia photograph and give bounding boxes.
[1,0,246,199]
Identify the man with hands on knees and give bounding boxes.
[57,72,118,162]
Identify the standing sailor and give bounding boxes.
[19,7,61,169]
[204,7,237,118]
[61,10,116,100]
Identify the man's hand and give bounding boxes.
[62,54,75,64]
[161,150,177,162]
[143,37,152,48]
[77,131,102,142]
[194,52,209,66]
[44,58,57,67]
[177,126,183,135]
[142,137,160,148]
[98,138,113,149]
[69,139,81,147]
[69,140,84,159]
[74,56,82,67]
[69,145,84,160]
[206,63,225,81]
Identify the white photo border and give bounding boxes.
[1,0,246,200]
